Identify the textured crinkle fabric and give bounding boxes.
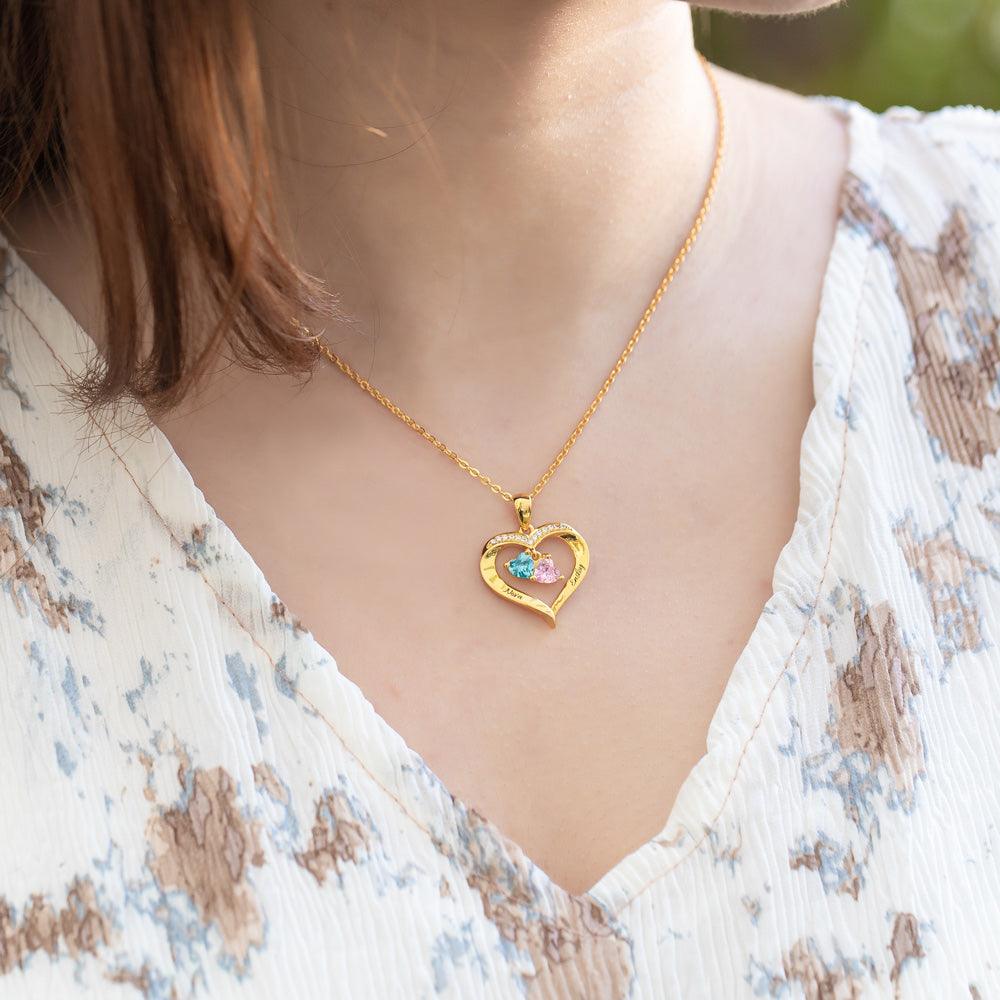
[1,96,1000,999]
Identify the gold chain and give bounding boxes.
[297,52,725,505]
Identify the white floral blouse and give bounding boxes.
[1,94,1000,999]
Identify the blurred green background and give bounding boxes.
[694,0,999,111]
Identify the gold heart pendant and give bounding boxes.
[479,495,590,627]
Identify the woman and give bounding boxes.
[0,0,997,996]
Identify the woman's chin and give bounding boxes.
[697,0,842,14]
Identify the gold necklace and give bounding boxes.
[295,52,726,627]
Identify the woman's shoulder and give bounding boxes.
[860,100,1000,208]
[830,98,1000,287]
[879,101,1000,151]
[833,99,1000,473]
[0,232,136,649]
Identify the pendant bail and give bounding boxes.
[513,495,534,533]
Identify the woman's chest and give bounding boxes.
[6,516,1000,1000]
[5,352,1000,999]
[140,331,818,902]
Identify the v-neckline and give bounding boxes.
[1,93,881,922]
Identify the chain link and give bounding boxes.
[301,53,726,505]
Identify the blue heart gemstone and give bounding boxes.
[506,551,536,579]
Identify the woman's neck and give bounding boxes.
[253,1,726,389]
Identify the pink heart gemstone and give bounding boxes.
[532,556,561,584]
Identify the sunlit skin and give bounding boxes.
[4,0,851,895]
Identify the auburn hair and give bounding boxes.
[0,0,338,412]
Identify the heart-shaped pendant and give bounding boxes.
[479,495,590,627]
